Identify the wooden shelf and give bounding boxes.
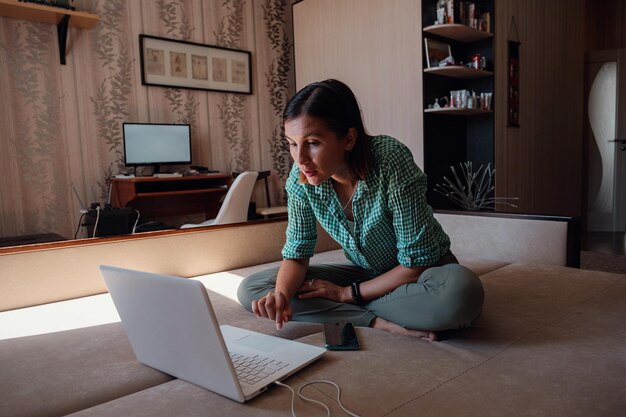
[424,23,492,43]
[0,0,98,27]
[424,66,492,79]
[0,0,99,64]
[425,108,492,116]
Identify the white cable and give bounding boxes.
[274,381,299,417]
[92,206,101,238]
[274,380,361,417]
[107,181,113,205]
[131,209,140,234]
[299,380,360,417]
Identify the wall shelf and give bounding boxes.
[425,108,492,116]
[424,66,493,79]
[423,23,492,43]
[0,0,99,65]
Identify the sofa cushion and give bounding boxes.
[0,323,173,417]
[67,362,346,417]
[9,255,625,417]
[0,287,320,417]
[70,264,626,417]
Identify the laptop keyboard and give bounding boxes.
[229,352,289,386]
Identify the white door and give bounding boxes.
[585,50,626,232]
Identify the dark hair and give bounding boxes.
[283,79,372,182]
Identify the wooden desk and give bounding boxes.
[110,174,230,219]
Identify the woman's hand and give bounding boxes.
[252,291,292,330]
[298,279,352,304]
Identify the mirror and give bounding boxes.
[0,0,294,251]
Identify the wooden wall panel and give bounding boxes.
[293,0,424,166]
[495,0,584,216]
[585,0,626,52]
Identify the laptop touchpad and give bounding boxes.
[233,334,286,352]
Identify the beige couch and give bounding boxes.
[1,213,625,417]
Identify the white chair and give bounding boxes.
[180,171,258,229]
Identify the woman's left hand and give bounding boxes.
[298,279,352,303]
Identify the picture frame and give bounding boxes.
[139,34,252,94]
[424,38,452,68]
[507,40,521,127]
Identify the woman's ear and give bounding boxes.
[345,127,357,151]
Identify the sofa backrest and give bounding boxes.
[0,220,339,312]
[434,211,580,267]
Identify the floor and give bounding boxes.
[581,231,626,255]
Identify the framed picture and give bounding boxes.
[424,38,452,68]
[139,34,252,94]
[507,40,521,127]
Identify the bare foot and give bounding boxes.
[370,317,439,341]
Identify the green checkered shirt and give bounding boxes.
[282,135,450,273]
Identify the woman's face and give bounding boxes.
[284,116,355,185]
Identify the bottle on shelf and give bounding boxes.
[436,0,446,24]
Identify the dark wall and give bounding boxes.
[585,0,626,51]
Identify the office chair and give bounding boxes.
[180,171,259,229]
[232,170,288,219]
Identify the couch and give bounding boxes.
[1,212,625,417]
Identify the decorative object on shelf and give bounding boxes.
[436,0,446,24]
[445,0,454,24]
[434,162,519,211]
[424,38,452,68]
[431,1,491,34]
[139,34,252,94]
[507,17,521,127]
[447,90,491,110]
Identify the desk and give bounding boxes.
[110,174,230,219]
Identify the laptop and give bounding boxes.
[99,265,325,403]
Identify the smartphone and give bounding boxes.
[323,322,360,351]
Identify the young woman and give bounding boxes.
[237,79,484,340]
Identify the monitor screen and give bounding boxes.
[123,123,191,167]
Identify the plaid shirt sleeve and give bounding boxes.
[281,165,317,259]
[384,141,450,267]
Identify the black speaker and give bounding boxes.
[84,207,136,237]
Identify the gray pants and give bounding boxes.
[237,254,484,331]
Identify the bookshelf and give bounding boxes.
[421,0,495,210]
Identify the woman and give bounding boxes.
[237,79,484,340]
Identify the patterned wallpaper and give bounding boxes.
[0,0,293,240]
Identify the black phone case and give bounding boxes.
[323,322,359,350]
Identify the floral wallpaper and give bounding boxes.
[0,0,294,241]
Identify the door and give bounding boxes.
[584,50,626,232]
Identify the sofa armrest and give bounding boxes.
[434,211,581,267]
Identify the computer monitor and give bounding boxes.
[123,123,192,173]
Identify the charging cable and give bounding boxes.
[92,206,101,238]
[274,380,361,417]
[131,209,141,234]
[74,213,86,239]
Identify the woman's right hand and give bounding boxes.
[252,290,293,330]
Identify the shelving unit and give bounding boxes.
[425,108,492,115]
[423,23,492,42]
[424,66,492,79]
[0,0,99,65]
[421,0,495,211]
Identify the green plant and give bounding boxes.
[434,162,519,210]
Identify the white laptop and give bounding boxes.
[100,265,325,403]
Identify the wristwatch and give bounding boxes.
[350,282,364,305]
